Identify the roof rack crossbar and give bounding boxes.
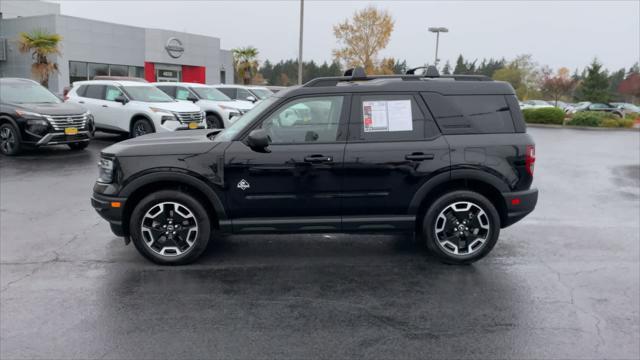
[303,68,490,87]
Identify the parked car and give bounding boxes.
[611,102,640,114]
[91,67,538,265]
[520,100,553,109]
[0,78,93,156]
[153,82,253,129]
[265,85,287,93]
[213,85,274,104]
[67,80,204,137]
[569,102,625,117]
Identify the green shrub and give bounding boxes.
[522,107,565,125]
[624,112,639,121]
[570,112,604,127]
[600,118,620,128]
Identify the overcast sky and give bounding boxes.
[52,0,639,72]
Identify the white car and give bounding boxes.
[520,100,554,110]
[153,82,253,129]
[213,85,274,105]
[67,80,204,137]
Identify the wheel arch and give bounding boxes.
[204,111,224,128]
[410,170,509,230]
[120,171,228,236]
[129,113,156,134]
[0,115,23,143]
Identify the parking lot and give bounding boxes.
[0,127,638,359]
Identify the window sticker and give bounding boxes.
[105,88,121,101]
[363,100,413,132]
[176,89,190,100]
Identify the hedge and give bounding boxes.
[569,111,635,128]
[522,107,565,125]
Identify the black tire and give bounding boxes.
[0,123,22,156]
[129,190,211,265]
[206,114,224,129]
[68,142,89,150]
[131,118,155,138]
[421,190,500,264]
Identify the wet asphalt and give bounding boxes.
[0,127,639,359]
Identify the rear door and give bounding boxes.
[341,93,450,231]
[78,85,109,129]
[224,94,350,232]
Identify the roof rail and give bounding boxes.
[303,66,491,87]
[405,65,439,77]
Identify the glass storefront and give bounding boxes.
[69,61,144,84]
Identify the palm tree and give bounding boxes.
[232,47,259,85]
[18,30,62,88]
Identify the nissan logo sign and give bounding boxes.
[165,37,184,58]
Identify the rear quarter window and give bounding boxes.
[422,93,516,134]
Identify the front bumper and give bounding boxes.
[91,192,127,236]
[35,131,91,146]
[502,188,538,227]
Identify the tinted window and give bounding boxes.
[350,94,428,142]
[261,96,344,144]
[104,85,124,101]
[75,85,88,97]
[217,88,235,98]
[237,88,253,101]
[69,61,87,83]
[88,63,109,79]
[84,85,105,99]
[123,86,174,102]
[193,87,231,101]
[422,93,515,134]
[156,86,176,98]
[175,87,192,100]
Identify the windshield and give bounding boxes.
[193,87,232,101]
[214,96,278,142]
[250,88,273,100]
[123,86,174,102]
[0,81,61,104]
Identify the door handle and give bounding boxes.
[78,101,85,104]
[102,105,108,108]
[304,154,333,163]
[405,152,435,161]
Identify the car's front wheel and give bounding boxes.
[130,190,211,265]
[0,123,21,156]
[131,118,154,138]
[206,114,224,129]
[422,190,500,264]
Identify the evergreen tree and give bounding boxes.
[577,59,610,102]
[454,55,467,74]
[442,60,451,75]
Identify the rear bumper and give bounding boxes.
[91,192,127,236]
[502,188,538,227]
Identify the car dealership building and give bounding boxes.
[0,1,234,93]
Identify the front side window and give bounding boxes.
[250,88,273,100]
[193,87,232,101]
[156,86,176,98]
[175,87,193,100]
[214,96,279,142]
[217,88,236,99]
[237,88,253,101]
[0,81,61,104]
[123,86,174,102]
[104,86,124,101]
[261,96,344,144]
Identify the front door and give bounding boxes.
[341,93,450,231]
[224,94,350,233]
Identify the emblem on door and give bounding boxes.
[237,179,250,190]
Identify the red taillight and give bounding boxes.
[525,145,535,176]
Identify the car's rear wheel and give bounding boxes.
[130,190,211,265]
[68,142,89,150]
[131,118,154,138]
[422,190,500,264]
[0,123,21,156]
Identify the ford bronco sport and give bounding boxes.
[91,67,538,265]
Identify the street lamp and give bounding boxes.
[428,27,448,68]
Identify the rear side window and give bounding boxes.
[349,94,438,142]
[84,85,105,99]
[422,93,516,134]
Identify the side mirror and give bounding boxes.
[187,95,198,103]
[114,95,128,104]
[246,95,257,103]
[245,129,271,152]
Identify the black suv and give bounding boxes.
[91,68,538,265]
[0,78,94,155]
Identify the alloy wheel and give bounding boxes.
[0,127,16,154]
[434,201,491,256]
[140,202,199,257]
[133,122,150,137]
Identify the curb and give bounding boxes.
[526,123,640,132]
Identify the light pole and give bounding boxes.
[428,27,448,68]
[298,0,304,85]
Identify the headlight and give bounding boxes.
[149,107,174,115]
[26,119,49,126]
[97,158,114,183]
[16,110,44,118]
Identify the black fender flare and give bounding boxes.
[0,115,23,143]
[120,170,227,222]
[129,113,156,133]
[408,169,509,215]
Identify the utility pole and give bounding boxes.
[428,27,448,68]
[298,0,304,85]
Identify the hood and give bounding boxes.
[13,102,87,116]
[102,129,223,157]
[142,101,201,112]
